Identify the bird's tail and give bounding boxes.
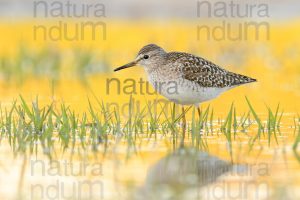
[229,72,257,86]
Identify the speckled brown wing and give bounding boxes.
[166,52,256,88]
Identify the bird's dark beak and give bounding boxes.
[114,61,137,72]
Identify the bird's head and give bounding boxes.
[114,44,166,72]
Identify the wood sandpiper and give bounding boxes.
[114,44,256,146]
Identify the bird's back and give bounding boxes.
[165,52,257,88]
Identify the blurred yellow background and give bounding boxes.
[0,20,299,114]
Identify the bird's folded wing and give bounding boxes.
[183,65,256,88]
[167,52,256,88]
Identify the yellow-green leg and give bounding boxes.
[197,106,201,118]
[180,106,186,148]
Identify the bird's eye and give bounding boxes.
[143,55,149,59]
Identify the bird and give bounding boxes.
[114,44,256,146]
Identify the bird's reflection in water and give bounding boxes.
[133,148,245,200]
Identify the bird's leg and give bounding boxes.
[180,106,186,148]
[197,106,201,119]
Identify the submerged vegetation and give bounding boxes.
[0,95,298,162]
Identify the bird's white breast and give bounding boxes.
[147,70,230,105]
